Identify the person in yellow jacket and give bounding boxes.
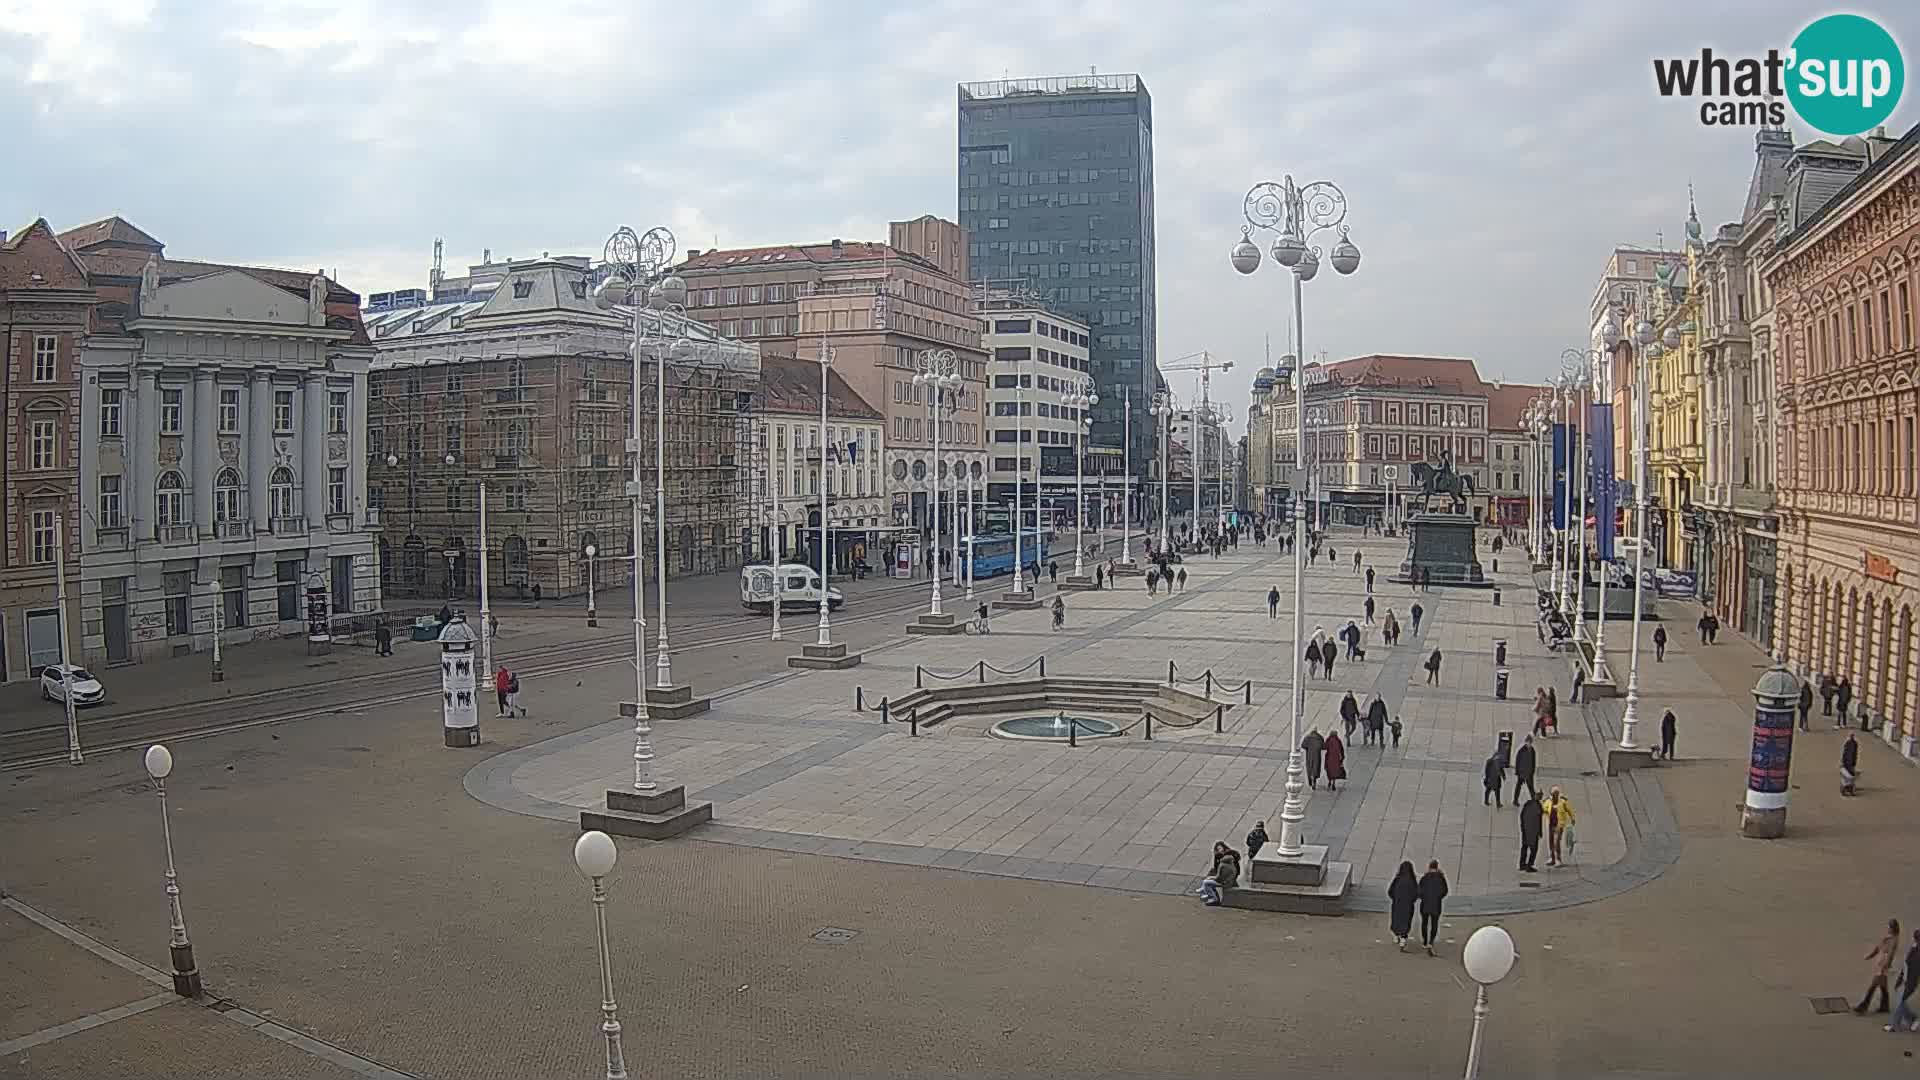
[1544,786,1577,867]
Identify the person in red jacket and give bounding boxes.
[494,665,511,717]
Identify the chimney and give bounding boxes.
[686,249,701,259]
[483,248,491,263]
[831,238,844,256]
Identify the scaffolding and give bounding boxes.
[366,314,760,603]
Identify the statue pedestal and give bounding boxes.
[1391,513,1491,588]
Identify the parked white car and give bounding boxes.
[40,664,105,707]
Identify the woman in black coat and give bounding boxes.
[1387,861,1419,951]
[1339,692,1361,740]
[1304,639,1323,680]
[1417,861,1449,954]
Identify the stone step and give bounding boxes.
[790,650,864,669]
[646,693,712,721]
[1219,861,1352,916]
[1249,844,1329,886]
[581,786,714,840]
[906,618,969,636]
[646,684,696,705]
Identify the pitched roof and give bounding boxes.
[758,353,882,421]
[57,216,164,254]
[681,241,937,275]
[1483,381,1552,432]
[1319,354,1485,392]
[0,218,92,292]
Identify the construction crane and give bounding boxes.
[1159,351,1235,534]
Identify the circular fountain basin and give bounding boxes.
[989,714,1122,742]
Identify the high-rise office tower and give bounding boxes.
[957,73,1156,479]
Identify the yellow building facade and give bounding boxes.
[1645,202,1709,570]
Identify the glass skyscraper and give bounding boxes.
[957,74,1156,477]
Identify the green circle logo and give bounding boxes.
[1787,14,1904,136]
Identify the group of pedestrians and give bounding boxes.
[1856,918,1920,1033]
[1386,860,1451,953]
[1299,728,1347,791]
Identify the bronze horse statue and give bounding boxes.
[1411,459,1474,512]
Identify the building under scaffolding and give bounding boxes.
[364,255,760,603]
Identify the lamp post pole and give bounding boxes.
[1121,387,1133,563]
[964,462,976,601]
[914,349,960,616]
[585,544,598,627]
[1571,365,1589,635]
[1620,323,1665,751]
[1233,174,1362,858]
[1556,377,1574,614]
[572,832,629,1080]
[769,447,782,642]
[817,336,834,645]
[1568,338,1619,682]
[1012,359,1027,593]
[1066,378,1098,577]
[1153,392,1173,554]
[143,745,201,997]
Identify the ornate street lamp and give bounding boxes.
[1063,377,1099,577]
[143,744,201,997]
[1150,391,1176,554]
[913,349,961,616]
[1232,173,1361,860]
[1619,322,1662,752]
[572,831,629,1080]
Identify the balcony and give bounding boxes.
[159,524,195,545]
[93,526,128,551]
[216,520,252,541]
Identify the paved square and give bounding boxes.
[472,532,1662,912]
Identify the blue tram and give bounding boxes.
[963,528,1050,582]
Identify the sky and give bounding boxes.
[3,0,1914,436]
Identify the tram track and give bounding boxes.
[2,588,936,770]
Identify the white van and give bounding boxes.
[740,563,844,613]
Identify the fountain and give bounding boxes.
[989,711,1122,742]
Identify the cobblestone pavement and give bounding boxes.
[478,533,1638,911]
[6,526,1920,1077]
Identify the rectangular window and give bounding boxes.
[724,287,740,304]
[99,475,123,529]
[768,317,785,335]
[744,318,760,336]
[721,321,737,337]
[1907,416,1917,495]
[218,388,240,432]
[277,560,303,622]
[274,390,295,432]
[328,467,348,515]
[328,390,349,434]
[160,388,183,433]
[29,508,56,564]
[1864,297,1876,354]
[221,565,248,629]
[1901,282,1913,348]
[1881,290,1893,354]
[29,418,56,469]
[164,570,191,636]
[31,334,57,382]
[747,286,762,303]
[99,388,122,436]
[1849,307,1861,361]
[332,555,354,615]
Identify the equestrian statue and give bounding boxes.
[1410,450,1474,514]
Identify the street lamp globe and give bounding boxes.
[1270,227,1306,267]
[1329,228,1361,275]
[385,453,398,468]
[1662,326,1682,349]
[652,274,687,309]
[1295,247,1322,282]
[585,544,597,559]
[1647,343,1665,359]
[144,743,173,780]
[1230,232,1262,275]
[444,453,456,466]
[1601,318,1622,349]
[1463,925,1517,985]
[592,276,626,311]
[1633,320,1655,346]
[573,830,617,879]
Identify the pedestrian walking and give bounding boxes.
[1482,752,1506,807]
[1797,679,1814,732]
[1389,715,1403,748]
[488,612,499,640]
[1388,861,1419,951]
[1051,595,1066,631]
[505,668,526,717]
[1659,708,1678,760]
[1842,732,1861,796]
[1532,687,1554,737]
[1838,676,1855,728]
[1821,674,1838,716]
[1268,587,1281,618]
[1888,929,1920,1032]
[1366,694,1389,748]
[1518,791,1543,872]
[1176,567,1188,592]
[1146,569,1159,596]
[1353,550,1362,573]
[1513,735,1538,803]
[1304,639,1323,681]
[374,620,393,657]
[1697,610,1712,645]
[1324,640,1338,680]
[494,665,513,716]
[1424,648,1442,686]
[1653,624,1668,662]
[1328,546,1338,566]
[975,602,991,635]
[1859,919,1903,1014]
[1364,595,1376,624]
[1707,613,1720,643]
[1048,560,1058,584]
[1571,664,1585,703]
[1245,820,1268,861]
[1544,786,1576,867]
[1340,691,1361,741]
[1094,565,1105,590]
[1302,729,1325,789]
[1198,841,1240,907]
[1417,861,1449,954]
[1323,729,1347,791]
[1410,602,1424,635]
[1344,620,1362,661]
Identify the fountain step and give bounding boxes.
[906,617,969,636]
[1219,861,1352,916]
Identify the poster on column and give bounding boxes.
[1589,403,1615,561]
[1551,423,1569,529]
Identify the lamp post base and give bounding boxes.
[643,684,711,721]
[1605,747,1654,776]
[584,784,713,841]
[169,945,201,998]
[443,726,480,748]
[790,642,864,669]
[1740,805,1787,839]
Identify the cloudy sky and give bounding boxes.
[3,0,1913,430]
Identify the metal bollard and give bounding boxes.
[1069,718,1078,747]
[1205,671,1214,698]
[1243,681,1253,706]
[1168,660,1176,685]
[1144,711,1153,740]
[856,686,864,712]
[910,711,919,737]
[978,660,986,683]
[916,666,924,689]
[1215,705,1223,733]
[1040,656,1047,677]
[880,697,890,724]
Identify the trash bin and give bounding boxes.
[1494,639,1508,667]
[1495,667,1511,701]
[1496,729,1513,768]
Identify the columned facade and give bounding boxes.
[1771,131,1920,756]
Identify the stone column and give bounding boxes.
[192,370,216,536]
[349,371,369,527]
[249,369,272,530]
[136,369,161,541]
[302,373,327,527]
[1742,662,1798,838]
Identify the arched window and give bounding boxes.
[679,524,695,572]
[269,466,296,520]
[503,534,530,586]
[402,534,428,588]
[214,468,242,523]
[156,471,186,527]
[378,537,393,585]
